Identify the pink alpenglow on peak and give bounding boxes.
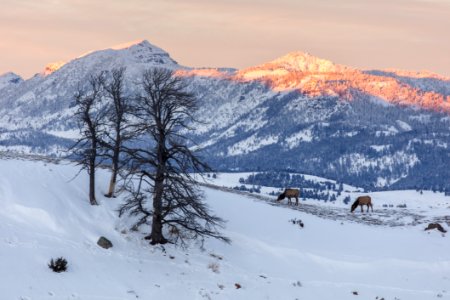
[42,61,66,76]
[269,51,349,73]
[110,39,152,50]
[236,51,350,82]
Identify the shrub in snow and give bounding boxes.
[48,257,68,273]
[289,218,304,228]
[233,185,261,193]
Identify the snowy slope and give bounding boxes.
[0,40,180,133]
[0,72,23,91]
[0,157,449,299]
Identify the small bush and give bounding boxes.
[289,218,304,228]
[48,257,68,273]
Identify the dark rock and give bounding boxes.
[97,236,113,249]
[424,223,447,233]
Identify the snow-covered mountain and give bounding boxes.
[0,72,23,91]
[1,39,450,191]
[0,40,179,131]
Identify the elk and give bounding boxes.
[277,188,300,206]
[350,196,373,213]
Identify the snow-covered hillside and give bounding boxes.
[206,172,450,211]
[0,157,449,299]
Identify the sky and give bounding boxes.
[1,0,450,78]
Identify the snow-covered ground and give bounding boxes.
[0,158,449,299]
[205,172,450,215]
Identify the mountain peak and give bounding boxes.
[42,61,66,76]
[236,51,349,82]
[0,72,23,90]
[110,39,157,51]
[273,51,315,61]
[110,39,178,66]
[0,71,21,78]
[268,51,349,73]
[70,39,179,70]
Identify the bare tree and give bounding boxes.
[119,68,229,245]
[71,73,106,205]
[102,67,134,198]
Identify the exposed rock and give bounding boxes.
[97,236,113,249]
[424,223,447,233]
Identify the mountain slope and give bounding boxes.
[0,40,179,132]
[235,53,450,111]
[1,40,450,190]
[0,72,23,91]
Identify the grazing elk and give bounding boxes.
[277,188,300,206]
[350,195,373,213]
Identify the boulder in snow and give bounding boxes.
[97,236,113,249]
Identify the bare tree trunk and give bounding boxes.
[89,145,98,206]
[150,175,167,244]
[72,72,105,206]
[106,170,117,198]
[89,169,97,205]
[105,133,120,198]
[103,67,129,198]
[150,138,167,244]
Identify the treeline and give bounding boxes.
[200,96,450,193]
[241,171,345,202]
[241,172,343,191]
